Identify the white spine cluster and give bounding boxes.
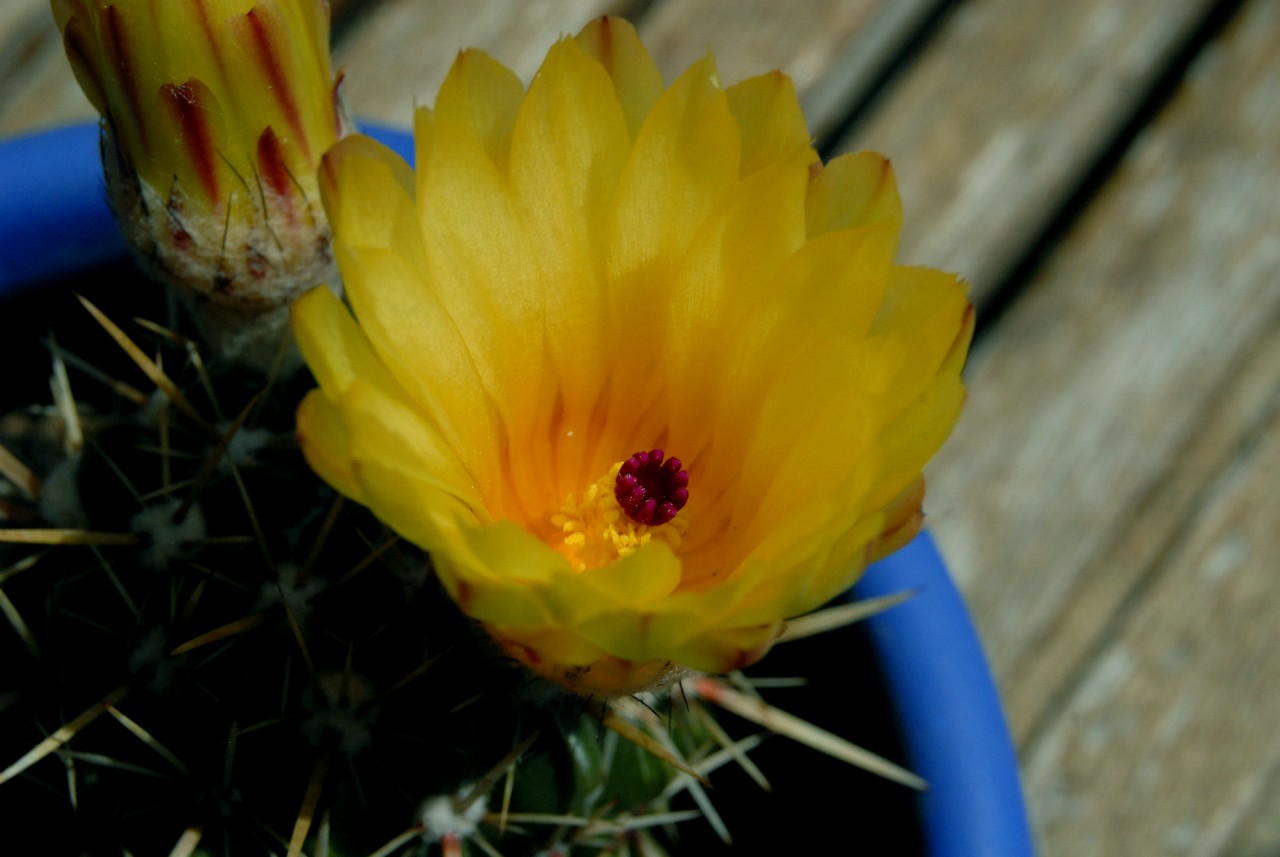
[419,788,488,842]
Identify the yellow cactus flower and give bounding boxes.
[293,18,973,696]
[52,0,349,363]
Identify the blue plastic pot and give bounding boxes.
[0,123,1034,857]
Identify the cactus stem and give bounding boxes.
[457,730,541,814]
[44,345,152,406]
[48,335,84,452]
[660,732,768,801]
[301,494,345,574]
[132,316,222,418]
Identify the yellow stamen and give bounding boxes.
[550,463,685,572]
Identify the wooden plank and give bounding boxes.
[0,0,97,136]
[1021,361,1280,855]
[839,0,1227,304]
[332,0,633,127]
[335,0,945,140]
[1222,759,1280,856]
[635,0,941,143]
[3,0,945,147]
[1009,312,1280,751]
[919,2,1280,849]
[923,0,1280,715]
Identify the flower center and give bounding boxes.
[550,453,688,573]
[614,449,689,526]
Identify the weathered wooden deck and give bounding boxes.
[3,1,1278,853]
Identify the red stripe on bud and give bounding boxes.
[245,7,309,160]
[161,80,219,203]
[256,131,293,209]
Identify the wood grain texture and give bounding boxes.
[922,1,1280,851]
[1010,313,1280,753]
[333,0,631,126]
[0,0,96,135]
[335,0,945,141]
[1023,362,1280,855]
[635,0,940,143]
[840,0,1226,303]
[1222,758,1280,856]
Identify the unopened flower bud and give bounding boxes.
[52,0,350,365]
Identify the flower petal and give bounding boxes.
[610,55,740,282]
[680,221,897,578]
[725,71,814,177]
[435,48,525,170]
[317,135,502,504]
[575,17,664,140]
[291,285,401,399]
[319,133,417,252]
[869,371,967,513]
[806,151,903,239]
[869,265,971,422]
[339,379,487,524]
[295,388,365,504]
[665,156,811,468]
[413,105,553,512]
[508,37,632,496]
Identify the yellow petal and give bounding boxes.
[295,389,366,504]
[507,38,633,496]
[665,157,811,467]
[491,624,608,670]
[556,540,683,613]
[319,134,417,252]
[291,286,401,399]
[435,48,525,170]
[868,477,927,563]
[450,520,563,589]
[869,265,971,421]
[725,71,814,177]
[318,134,503,502]
[610,55,740,282]
[413,106,547,445]
[806,151,903,239]
[575,17,664,140]
[339,379,486,523]
[867,372,967,513]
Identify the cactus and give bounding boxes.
[0,6,976,854]
[0,281,931,856]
